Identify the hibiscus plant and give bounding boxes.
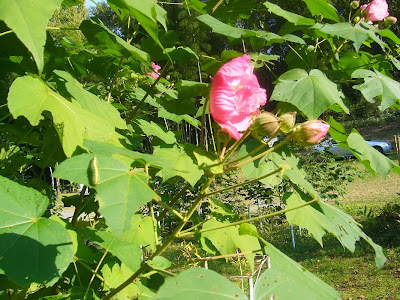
[0,0,399,299]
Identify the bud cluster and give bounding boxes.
[249,111,329,147]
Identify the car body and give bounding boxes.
[312,137,393,157]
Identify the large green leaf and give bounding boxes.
[7,76,124,157]
[352,69,400,111]
[136,119,177,144]
[153,144,203,187]
[54,70,127,129]
[108,0,166,50]
[0,176,73,286]
[0,0,62,73]
[89,156,159,234]
[80,227,141,272]
[284,190,386,269]
[263,2,315,25]
[302,0,340,22]
[271,69,348,119]
[313,23,369,51]
[254,243,340,299]
[80,18,150,65]
[154,268,247,300]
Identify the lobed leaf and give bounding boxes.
[352,69,400,111]
[271,68,348,119]
[0,176,73,286]
[7,76,124,157]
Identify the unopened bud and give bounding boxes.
[279,112,297,133]
[350,0,359,9]
[251,112,281,140]
[306,45,315,52]
[384,16,397,26]
[293,120,330,146]
[353,16,361,23]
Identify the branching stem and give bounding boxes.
[178,198,318,237]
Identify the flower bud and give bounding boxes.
[293,120,330,146]
[279,112,297,133]
[350,0,360,9]
[251,112,281,139]
[353,16,361,23]
[384,16,397,26]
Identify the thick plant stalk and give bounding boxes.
[103,175,216,299]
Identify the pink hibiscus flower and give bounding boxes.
[209,55,267,140]
[361,0,389,22]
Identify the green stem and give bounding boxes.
[179,217,210,235]
[149,201,159,245]
[153,197,184,220]
[168,249,262,271]
[125,61,171,123]
[103,175,215,299]
[205,168,282,198]
[106,56,124,103]
[85,249,108,299]
[220,128,251,164]
[200,97,210,149]
[179,198,318,238]
[71,186,87,227]
[75,257,110,289]
[226,133,278,166]
[157,183,189,221]
[0,30,12,37]
[224,134,293,172]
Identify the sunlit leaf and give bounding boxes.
[352,69,400,111]
[284,189,386,269]
[302,0,340,22]
[313,23,369,51]
[7,76,124,157]
[263,2,315,25]
[271,69,348,119]
[0,0,62,73]
[108,0,166,50]
[255,243,341,299]
[136,119,177,144]
[153,144,203,186]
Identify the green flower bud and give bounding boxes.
[251,112,281,140]
[306,45,315,52]
[350,0,360,9]
[279,112,297,133]
[384,16,397,26]
[293,120,330,146]
[353,16,361,23]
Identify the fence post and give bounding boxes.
[395,135,400,166]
